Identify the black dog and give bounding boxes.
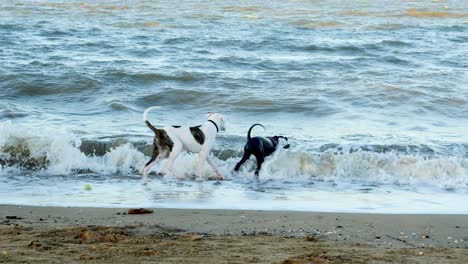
[234,123,289,176]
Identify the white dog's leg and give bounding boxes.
[142,163,154,184]
[197,150,209,181]
[142,151,166,184]
[207,156,224,180]
[164,142,182,178]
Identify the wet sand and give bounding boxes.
[1,205,467,263]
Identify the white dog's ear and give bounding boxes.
[207,112,214,118]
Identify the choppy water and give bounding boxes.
[1,0,467,213]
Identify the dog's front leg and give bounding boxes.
[207,156,224,180]
[197,151,208,181]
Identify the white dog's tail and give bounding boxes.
[143,106,160,121]
[143,106,160,133]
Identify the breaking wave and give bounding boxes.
[0,121,145,175]
[1,121,467,190]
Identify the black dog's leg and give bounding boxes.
[234,151,251,171]
[254,153,265,176]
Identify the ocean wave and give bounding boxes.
[437,25,465,32]
[291,19,343,29]
[2,71,100,96]
[105,100,139,112]
[289,41,415,57]
[0,104,29,119]
[115,21,162,29]
[0,121,145,175]
[38,28,73,37]
[163,36,195,45]
[0,23,26,31]
[139,88,220,106]
[297,44,368,55]
[369,23,408,30]
[378,40,412,47]
[317,143,437,156]
[223,6,265,13]
[138,88,338,114]
[1,121,467,189]
[405,9,466,18]
[101,69,203,84]
[381,55,412,66]
[450,35,468,43]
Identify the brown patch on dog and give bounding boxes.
[145,120,174,152]
[155,129,174,152]
[144,120,174,167]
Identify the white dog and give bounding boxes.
[142,106,226,183]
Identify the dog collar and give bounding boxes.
[267,137,278,148]
[207,120,219,133]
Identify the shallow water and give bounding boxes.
[1,0,467,213]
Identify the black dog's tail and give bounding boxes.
[247,123,264,140]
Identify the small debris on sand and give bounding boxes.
[127,208,154,215]
[5,216,23,220]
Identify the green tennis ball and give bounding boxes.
[84,184,92,190]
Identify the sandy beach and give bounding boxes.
[0,205,466,263]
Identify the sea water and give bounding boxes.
[1,0,467,213]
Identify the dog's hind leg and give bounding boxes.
[142,162,155,184]
[142,150,167,183]
[164,142,183,179]
[234,151,251,171]
[254,153,265,176]
[142,144,161,184]
[207,155,224,180]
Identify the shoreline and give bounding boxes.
[1,205,467,263]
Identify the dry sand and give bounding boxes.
[0,205,467,263]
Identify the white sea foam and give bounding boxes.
[255,149,468,188]
[0,121,146,175]
[0,120,12,147]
